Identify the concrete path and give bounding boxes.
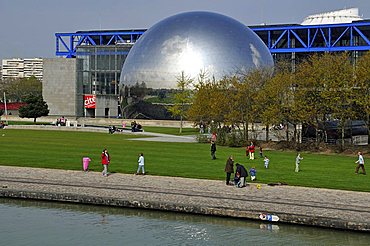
[0,166,369,231]
[5,125,197,143]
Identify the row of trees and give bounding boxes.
[170,52,370,149]
[0,76,49,122]
[0,76,42,102]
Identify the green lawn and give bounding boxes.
[6,121,51,125]
[0,129,368,192]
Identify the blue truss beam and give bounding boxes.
[55,22,370,58]
[55,31,145,57]
[252,21,370,53]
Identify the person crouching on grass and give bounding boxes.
[250,167,257,181]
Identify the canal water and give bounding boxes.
[1,198,369,246]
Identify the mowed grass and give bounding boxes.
[0,129,369,192]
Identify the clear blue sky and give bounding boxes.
[0,0,369,60]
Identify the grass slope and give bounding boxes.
[0,129,368,192]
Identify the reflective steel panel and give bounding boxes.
[120,11,273,89]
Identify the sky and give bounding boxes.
[1,0,370,60]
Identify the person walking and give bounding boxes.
[264,156,270,169]
[295,153,303,172]
[136,153,145,175]
[101,148,110,177]
[355,152,366,175]
[235,163,248,187]
[211,141,217,160]
[224,156,234,185]
[259,146,263,158]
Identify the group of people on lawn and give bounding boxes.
[222,141,366,187]
[100,148,145,177]
[98,140,366,180]
[224,142,270,187]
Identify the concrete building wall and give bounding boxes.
[95,95,118,118]
[43,58,77,116]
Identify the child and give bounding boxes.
[355,152,366,175]
[250,167,257,181]
[234,172,240,187]
[259,146,263,158]
[295,153,303,172]
[249,142,255,160]
[264,156,270,169]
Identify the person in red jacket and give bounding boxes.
[248,142,255,160]
[101,148,110,176]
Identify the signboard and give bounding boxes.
[84,94,96,109]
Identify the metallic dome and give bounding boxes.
[120,11,273,89]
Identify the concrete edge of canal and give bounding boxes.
[1,189,368,232]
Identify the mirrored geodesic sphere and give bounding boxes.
[119,11,273,90]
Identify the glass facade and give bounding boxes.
[75,45,133,117]
[76,45,132,96]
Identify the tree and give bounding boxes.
[294,53,356,149]
[1,76,41,102]
[355,51,370,124]
[19,95,49,122]
[168,71,193,133]
[258,62,295,142]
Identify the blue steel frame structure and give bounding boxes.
[55,21,370,58]
[55,30,145,57]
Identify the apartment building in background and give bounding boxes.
[1,58,43,81]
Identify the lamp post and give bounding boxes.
[3,92,8,124]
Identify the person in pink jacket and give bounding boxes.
[101,148,110,176]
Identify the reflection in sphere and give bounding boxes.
[119,11,273,91]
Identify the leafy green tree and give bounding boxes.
[295,53,356,149]
[19,95,49,122]
[355,51,370,124]
[168,72,193,133]
[1,76,41,102]
[257,63,294,142]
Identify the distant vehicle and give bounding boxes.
[302,120,368,145]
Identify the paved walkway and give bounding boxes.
[0,166,369,231]
[6,125,197,143]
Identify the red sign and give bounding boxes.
[84,94,96,109]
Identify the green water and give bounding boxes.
[1,198,369,246]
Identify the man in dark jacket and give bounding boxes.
[224,156,234,185]
[235,163,248,187]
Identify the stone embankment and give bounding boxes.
[0,166,369,231]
